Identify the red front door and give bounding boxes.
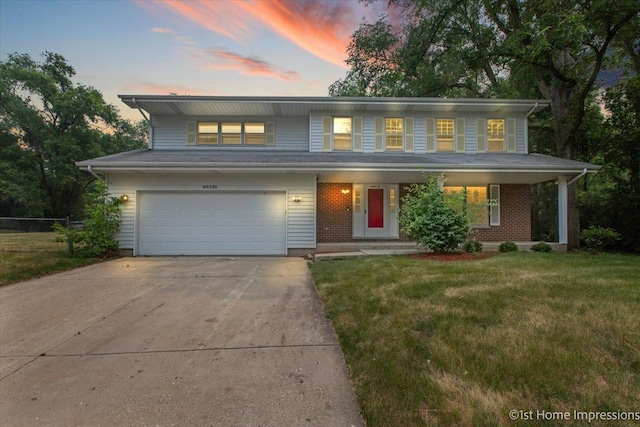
[368,189,384,228]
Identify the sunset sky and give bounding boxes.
[0,0,386,121]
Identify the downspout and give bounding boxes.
[131,97,153,150]
[567,168,588,186]
[87,165,101,180]
[523,102,539,155]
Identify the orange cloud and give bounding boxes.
[151,27,176,34]
[203,49,300,81]
[147,0,358,68]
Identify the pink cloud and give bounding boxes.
[151,27,176,34]
[203,49,300,81]
[146,0,363,68]
[128,79,220,96]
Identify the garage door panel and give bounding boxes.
[138,192,286,255]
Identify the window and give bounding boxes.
[436,119,454,151]
[386,118,403,151]
[221,122,242,145]
[198,122,218,144]
[389,188,396,213]
[197,121,266,145]
[333,117,352,151]
[444,186,489,226]
[244,123,265,145]
[487,119,505,152]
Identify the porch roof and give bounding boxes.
[78,150,599,185]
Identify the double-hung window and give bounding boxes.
[444,186,489,226]
[385,118,403,151]
[487,119,505,152]
[436,119,455,151]
[333,117,352,151]
[196,121,266,145]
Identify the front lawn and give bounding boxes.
[310,252,640,426]
[0,252,102,287]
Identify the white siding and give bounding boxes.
[107,173,316,253]
[152,115,308,151]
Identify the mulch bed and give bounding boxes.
[410,251,498,261]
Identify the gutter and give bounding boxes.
[87,165,102,179]
[523,102,539,155]
[131,97,153,150]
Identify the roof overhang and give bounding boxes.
[78,150,599,186]
[119,95,550,117]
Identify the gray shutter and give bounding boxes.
[476,118,486,153]
[187,121,197,146]
[265,122,275,146]
[506,118,516,153]
[374,117,384,152]
[490,184,500,226]
[322,117,331,152]
[455,118,465,153]
[353,116,363,152]
[405,117,414,152]
[425,118,435,153]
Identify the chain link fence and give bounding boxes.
[0,217,78,253]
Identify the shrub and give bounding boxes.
[399,176,470,253]
[54,181,122,258]
[464,240,483,253]
[531,242,553,253]
[581,226,621,252]
[499,241,518,253]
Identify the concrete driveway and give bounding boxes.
[0,257,364,427]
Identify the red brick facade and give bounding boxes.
[317,183,532,242]
[317,183,353,242]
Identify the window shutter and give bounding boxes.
[187,121,197,146]
[405,117,414,152]
[455,118,465,153]
[490,184,500,226]
[374,117,384,152]
[322,117,331,152]
[425,118,435,153]
[353,116,363,152]
[506,118,516,153]
[476,118,486,153]
[265,122,276,146]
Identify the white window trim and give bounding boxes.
[385,117,404,152]
[193,121,268,146]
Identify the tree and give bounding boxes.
[332,0,640,249]
[0,52,147,219]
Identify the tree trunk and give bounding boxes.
[539,81,581,249]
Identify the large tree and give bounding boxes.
[0,52,146,218]
[331,0,640,248]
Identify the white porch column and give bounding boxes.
[558,176,568,244]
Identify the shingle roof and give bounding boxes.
[78,149,599,173]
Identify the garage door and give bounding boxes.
[138,192,286,256]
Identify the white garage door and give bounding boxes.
[138,192,286,256]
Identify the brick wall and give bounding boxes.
[474,184,531,241]
[317,183,353,242]
[317,182,531,243]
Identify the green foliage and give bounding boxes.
[530,242,553,253]
[54,181,122,258]
[581,226,621,252]
[463,240,483,253]
[399,176,470,253]
[499,241,518,253]
[0,52,146,218]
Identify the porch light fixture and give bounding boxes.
[121,194,129,202]
[293,195,302,202]
[341,189,351,194]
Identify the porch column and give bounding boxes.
[558,175,568,244]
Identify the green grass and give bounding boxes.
[0,252,102,287]
[310,252,640,426]
[0,231,67,252]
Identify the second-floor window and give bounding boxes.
[386,118,403,151]
[333,117,352,150]
[487,119,505,151]
[436,119,455,152]
[197,122,265,145]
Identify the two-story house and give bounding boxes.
[77,96,598,256]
